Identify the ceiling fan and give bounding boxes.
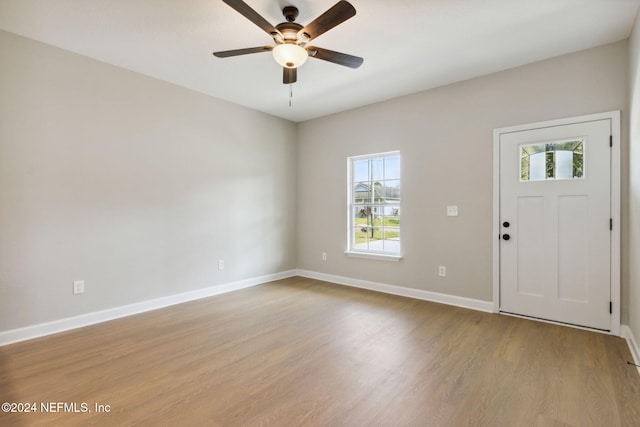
[213,0,364,84]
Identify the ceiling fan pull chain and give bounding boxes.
[289,84,293,107]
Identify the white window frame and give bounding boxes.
[346,151,402,261]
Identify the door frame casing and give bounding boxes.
[492,111,621,335]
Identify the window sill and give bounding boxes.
[344,251,403,262]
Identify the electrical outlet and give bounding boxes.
[438,266,446,277]
[218,260,225,270]
[447,206,458,217]
[73,280,85,295]
[322,252,327,261]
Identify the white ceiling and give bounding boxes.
[0,0,639,122]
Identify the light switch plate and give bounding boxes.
[73,280,85,295]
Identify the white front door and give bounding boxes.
[498,117,612,330]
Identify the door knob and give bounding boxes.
[502,234,511,241]
[503,221,510,228]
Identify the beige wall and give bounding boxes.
[629,15,640,339]
[0,30,298,331]
[297,42,629,310]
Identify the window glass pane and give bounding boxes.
[353,182,373,204]
[382,210,400,227]
[371,183,384,203]
[382,228,400,253]
[371,157,384,181]
[354,206,371,226]
[379,209,400,253]
[353,205,372,249]
[353,159,369,183]
[384,180,401,200]
[368,181,399,205]
[520,140,584,182]
[354,225,379,250]
[384,155,401,180]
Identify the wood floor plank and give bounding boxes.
[1,277,639,426]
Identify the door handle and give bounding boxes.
[502,234,511,241]
[503,221,510,228]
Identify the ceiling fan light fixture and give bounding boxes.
[214,0,363,84]
[273,43,308,68]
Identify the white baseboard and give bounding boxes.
[621,325,640,375]
[0,270,297,347]
[296,269,494,313]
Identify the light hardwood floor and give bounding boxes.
[1,277,639,426]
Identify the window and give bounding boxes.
[347,151,401,258]
[520,139,584,181]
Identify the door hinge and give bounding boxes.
[610,218,613,231]
[610,135,613,147]
[610,301,613,314]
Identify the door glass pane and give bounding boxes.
[520,139,584,181]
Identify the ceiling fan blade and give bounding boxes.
[213,46,273,58]
[283,67,297,84]
[307,46,363,69]
[222,0,280,36]
[301,1,356,41]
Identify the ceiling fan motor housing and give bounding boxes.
[275,22,306,44]
[282,6,299,22]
